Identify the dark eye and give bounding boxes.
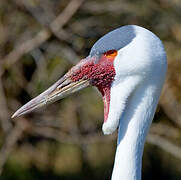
[104,50,118,58]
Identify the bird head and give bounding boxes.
[12,25,167,135]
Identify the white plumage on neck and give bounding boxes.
[112,77,164,180]
[102,26,167,180]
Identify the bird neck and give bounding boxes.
[111,78,162,180]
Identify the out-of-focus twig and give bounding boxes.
[14,0,56,26]
[1,0,85,76]
[82,1,137,14]
[150,123,180,139]
[1,29,50,75]
[31,126,116,145]
[50,0,85,34]
[0,77,12,133]
[160,81,181,128]
[0,119,29,174]
[147,133,181,159]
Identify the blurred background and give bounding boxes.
[0,0,181,179]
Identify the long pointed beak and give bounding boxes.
[12,58,92,118]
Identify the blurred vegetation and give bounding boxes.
[0,0,181,179]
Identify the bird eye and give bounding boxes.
[104,50,118,58]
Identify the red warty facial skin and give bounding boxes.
[70,55,116,122]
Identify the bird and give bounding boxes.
[12,25,167,180]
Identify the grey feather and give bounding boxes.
[90,25,136,56]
